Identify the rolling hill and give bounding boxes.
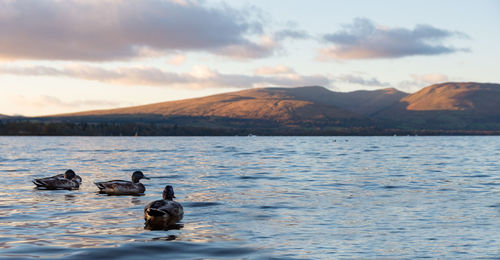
[58,86,363,122]
[3,82,499,135]
[52,86,407,125]
[374,82,500,130]
[251,86,409,116]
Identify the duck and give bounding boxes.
[144,185,184,227]
[33,169,82,190]
[94,170,149,195]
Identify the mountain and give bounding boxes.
[47,86,405,131]
[374,82,500,130]
[54,86,407,123]
[6,82,497,135]
[280,86,408,115]
[58,86,358,121]
[402,82,500,113]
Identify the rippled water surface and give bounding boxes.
[0,136,499,259]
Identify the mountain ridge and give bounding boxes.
[52,85,408,120]
[2,82,499,135]
[374,82,500,130]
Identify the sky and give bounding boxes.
[0,0,499,116]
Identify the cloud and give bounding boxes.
[410,73,449,84]
[0,65,331,89]
[167,54,186,65]
[0,0,272,61]
[335,74,389,87]
[254,65,295,75]
[397,73,450,92]
[320,18,469,60]
[12,95,127,109]
[274,29,310,40]
[214,35,277,59]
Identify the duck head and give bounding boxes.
[132,171,150,183]
[162,185,176,201]
[64,169,76,180]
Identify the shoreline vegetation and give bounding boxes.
[1,120,499,136]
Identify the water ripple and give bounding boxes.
[0,136,498,259]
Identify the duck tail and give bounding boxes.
[75,176,83,185]
[33,179,45,187]
[147,208,167,217]
[94,182,105,190]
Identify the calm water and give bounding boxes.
[0,136,499,259]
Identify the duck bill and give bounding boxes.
[143,176,151,180]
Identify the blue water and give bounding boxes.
[0,136,499,259]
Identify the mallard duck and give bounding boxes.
[144,185,184,226]
[94,170,149,195]
[33,169,82,190]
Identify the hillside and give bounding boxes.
[374,82,500,130]
[402,82,500,113]
[264,86,408,115]
[53,86,378,127]
[3,82,496,135]
[52,86,408,123]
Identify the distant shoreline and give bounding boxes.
[1,120,499,136]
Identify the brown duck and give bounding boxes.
[33,169,82,190]
[144,185,184,226]
[94,171,149,195]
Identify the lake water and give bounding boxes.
[0,136,499,259]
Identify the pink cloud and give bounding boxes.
[0,64,331,89]
[167,55,187,65]
[0,0,271,61]
[254,65,295,75]
[411,74,449,84]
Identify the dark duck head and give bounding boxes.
[131,171,150,183]
[162,185,176,200]
[64,169,76,179]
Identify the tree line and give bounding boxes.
[1,120,499,136]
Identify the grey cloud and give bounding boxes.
[215,41,275,59]
[0,65,187,85]
[335,74,389,87]
[27,95,127,108]
[211,72,330,89]
[0,0,270,60]
[0,65,331,89]
[322,18,469,59]
[397,73,450,92]
[274,29,310,40]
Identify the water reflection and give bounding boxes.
[130,197,143,205]
[145,223,184,231]
[151,235,177,241]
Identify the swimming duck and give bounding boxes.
[33,169,82,190]
[94,170,149,195]
[144,185,184,226]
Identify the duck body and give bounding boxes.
[95,180,146,195]
[33,170,81,190]
[144,185,184,226]
[144,200,184,226]
[94,171,149,195]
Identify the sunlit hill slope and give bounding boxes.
[2,82,499,135]
[375,82,500,130]
[51,86,407,128]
